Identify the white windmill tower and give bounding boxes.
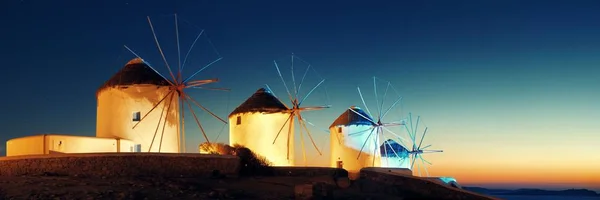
[259,54,331,166]
[96,14,228,153]
[229,87,293,166]
[330,77,406,177]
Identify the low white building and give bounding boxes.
[6,134,137,156]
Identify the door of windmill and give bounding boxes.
[133,144,142,152]
[337,161,343,168]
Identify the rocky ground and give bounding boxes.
[0,174,406,200]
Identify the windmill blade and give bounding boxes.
[402,123,414,150]
[357,87,374,118]
[148,92,170,152]
[411,153,417,169]
[299,79,325,106]
[422,150,443,153]
[184,93,227,124]
[174,14,182,82]
[189,86,231,91]
[379,81,391,119]
[373,76,382,120]
[184,98,211,145]
[382,122,405,127]
[215,92,231,142]
[420,156,430,177]
[383,132,389,166]
[298,114,323,155]
[186,78,219,86]
[420,156,432,165]
[133,90,175,129]
[382,126,409,144]
[417,127,428,150]
[408,113,415,142]
[414,115,421,142]
[273,60,294,102]
[298,115,306,165]
[158,93,175,152]
[272,113,294,144]
[296,64,311,99]
[286,114,294,160]
[183,57,223,83]
[347,127,374,137]
[301,118,337,144]
[146,16,177,82]
[348,107,377,125]
[290,54,298,99]
[356,127,376,160]
[264,84,280,100]
[123,45,174,86]
[381,96,403,120]
[389,120,407,124]
[372,129,380,167]
[181,29,204,71]
[300,118,329,133]
[298,105,330,111]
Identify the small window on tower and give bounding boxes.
[236,116,242,125]
[338,127,342,133]
[132,112,141,122]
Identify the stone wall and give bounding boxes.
[358,168,498,200]
[268,167,348,178]
[0,153,240,178]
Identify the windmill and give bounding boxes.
[122,14,228,153]
[330,77,407,173]
[267,54,331,165]
[403,112,444,177]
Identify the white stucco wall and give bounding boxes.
[46,135,120,154]
[96,85,179,153]
[119,139,137,152]
[6,134,136,156]
[229,112,294,166]
[330,125,380,176]
[6,135,45,156]
[380,156,411,169]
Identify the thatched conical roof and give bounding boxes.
[329,106,374,128]
[380,139,409,158]
[98,58,170,93]
[229,88,290,117]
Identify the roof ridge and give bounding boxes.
[228,88,290,117]
[97,58,170,94]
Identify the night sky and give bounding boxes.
[1,0,599,190]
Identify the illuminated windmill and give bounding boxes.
[267,54,331,166]
[402,113,444,177]
[96,14,227,153]
[329,77,406,175]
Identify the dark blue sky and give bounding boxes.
[1,0,599,188]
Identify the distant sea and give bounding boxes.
[494,195,600,200]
